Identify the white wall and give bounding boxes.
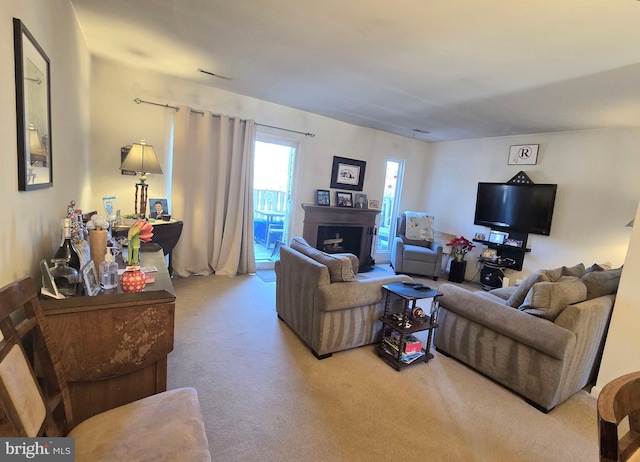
[594,199,640,392]
[89,58,431,244]
[0,0,91,287]
[422,129,640,280]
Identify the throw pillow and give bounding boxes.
[289,236,356,283]
[506,270,553,308]
[561,263,586,278]
[580,267,622,299]
[519,277,588,321]
[404,212,434,241]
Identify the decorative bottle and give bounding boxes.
[54,218,81,271]
[99,249,119,290]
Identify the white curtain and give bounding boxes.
[171,107,256,277]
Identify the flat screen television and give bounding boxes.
[474,183,557,236]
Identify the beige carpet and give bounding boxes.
[168,269,599,462]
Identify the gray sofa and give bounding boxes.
[434,263,621,411]
[275,237,410,358]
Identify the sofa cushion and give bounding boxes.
[289,237,355,283]
[506,270,553,308]
[488,286,516,301]
[580,267,622,299]
[561,263,586,278]
[519,276,588,320]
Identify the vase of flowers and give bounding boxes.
[446,236,475,262]
[120,219,153,293]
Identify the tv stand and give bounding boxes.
[473,229,531,271]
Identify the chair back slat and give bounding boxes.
[598,371,640,461]
[0,277,73,436]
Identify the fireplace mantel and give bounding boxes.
[301,204,380,270]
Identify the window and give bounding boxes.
[377,159,404,252]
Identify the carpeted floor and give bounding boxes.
[168,272,599,462]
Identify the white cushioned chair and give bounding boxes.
[390,212,443,280]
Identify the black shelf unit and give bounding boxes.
[473,230,531,271]
[376,282,442,371]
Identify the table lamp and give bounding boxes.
[120,140,163,217]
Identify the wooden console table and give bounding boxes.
[40,249,175,425]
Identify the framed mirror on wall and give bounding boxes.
[14,18,53,191]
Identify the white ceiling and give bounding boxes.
[70,0,640,142]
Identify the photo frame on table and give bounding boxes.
[149,198,170,220]
[354,193,368,209]
[103,196,118,221]
[14,18,53,191]
[488,230,509,244]
[367,199,380,210]
[508,144,539,165]
[316,189,330,206]
[330,156,366,191]
[39,259,63,299]
[336,191,353,207]
[504,238,524,248]
[81,261,101,296]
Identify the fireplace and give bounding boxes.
[301,204,380,272]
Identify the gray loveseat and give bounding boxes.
[275,237,410,358]
[434,263,621,411]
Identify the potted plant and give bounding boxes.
[446,236,475,262]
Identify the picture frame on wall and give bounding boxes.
[14,18,53,191]
[330,156,366,191]
[508,144,539,165]
[336,191,353,207]
[316,189,330,206]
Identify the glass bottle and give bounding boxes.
[49,258,79,296]
[99,249,119,290]
[54,218,81,271]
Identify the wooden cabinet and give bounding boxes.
[40,250,175,425]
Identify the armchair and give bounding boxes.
[390,212,443,280]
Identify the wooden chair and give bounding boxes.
[598,371,640,462]
[0,277,211,461]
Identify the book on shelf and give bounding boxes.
[383,332,423,355]
[380,343,425,364]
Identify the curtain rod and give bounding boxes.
[134,97,315,137]
[133,97,180,111]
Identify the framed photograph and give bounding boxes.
[354,193,368,209]
[481,248,497,260]
[508,144,539,165]
[81,261,101,297]
[316,189,330,206]
[488,230,508,244]
[149,198,169,219]
[330,156,366,191]
[504,238,524,248]
[368,199,381,210]
[103,196,118,221]
[120,146,136,175]
[474,232,486,241]
[14,18,53,191]
[39,259,63,299]
[336,191,353,207]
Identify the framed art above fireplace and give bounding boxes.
[330,156,366,191]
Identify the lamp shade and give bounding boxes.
[120,140,163,176]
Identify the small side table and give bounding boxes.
[448,260,467,283]
[376,282,442,371]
